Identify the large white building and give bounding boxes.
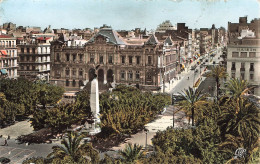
[227,17,260,96]
[17,33,55,80]
[156,20,176,33]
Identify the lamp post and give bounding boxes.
[193,69,197,88]
[172,95,176,128]
[144,128,149,150]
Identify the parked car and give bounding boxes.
[172,94,184,105]
[190,66,196,70]
[0,157,10,164]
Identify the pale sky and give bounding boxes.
[0,0,259,30]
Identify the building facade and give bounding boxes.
[0,34,18,79]
[50,27,179,92]
[227,17,260,96]
[17,34,54,80]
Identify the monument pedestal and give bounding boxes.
[84,117,101,135]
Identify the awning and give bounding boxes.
[0,69,7,75]
[0,50,7,55]
[180,56,187,63]
[197,54,200,57]
[190,59,193,62]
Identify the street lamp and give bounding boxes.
[172,96,176,128]
[144,128,149,150]
[193,69,197,88]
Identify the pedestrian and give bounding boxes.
[208,86,211,92]
[4,138,8,146]
[187,76,189,80]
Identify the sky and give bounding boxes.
[0,0,259,30]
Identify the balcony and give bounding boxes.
[231,67,236,71]
[240,68,245,72]
[249,68,254,72]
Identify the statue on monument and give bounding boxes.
[83,64,101,135]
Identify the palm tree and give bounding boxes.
[47,131,88,163]
[225,78,254,114]
[225,78,252,98]
[119,143,145,163]
[178,87,207,126]
[205,65,227,99]
[218,98,260,162]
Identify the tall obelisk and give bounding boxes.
[84,77,101,135]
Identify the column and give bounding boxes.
[245,62,250,81]
[235,62,240,79]
[104,72,107,84]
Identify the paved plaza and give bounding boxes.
[0,146,35,164]
[0,120,34,139]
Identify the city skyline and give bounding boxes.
[0,0,259,30]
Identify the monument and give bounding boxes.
[84,66,101,135]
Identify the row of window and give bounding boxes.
[65,79,84,87]
[65,68,83,76]
[120,71,140,80]
[231,72,254,80]
[121,56,142,65]
[4,49,17,57]
[56,53,153,65]
[231,62,254,71]
[0,59,17,67]
[20,47,50,54]
[232,52,256,58]
[20,56,49,62]
[21,47,36,54]
[20,65,49,71]
[0,40,15,47]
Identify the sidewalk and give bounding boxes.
[0,120,34,139]
[111,106,188,151]
[164,60,198,93]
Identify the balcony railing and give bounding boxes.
[240,68,245,71]
[231,67,236,71]
[250,68,254,72]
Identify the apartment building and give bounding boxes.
[0,34,18,79]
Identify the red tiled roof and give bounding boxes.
[0,35,13,38]
[36,37,51,40]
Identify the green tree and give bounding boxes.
[225,78,253,114]
[119,143,145,164]
[22,157,46,164]
[206,65,227,99]
[36,83,64,109]
[178,87,207,126]
[0,78,38,115]
[218,98,260,163]
[225,78,250,99]
[99,85,170,136]
[47,131,97,163]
